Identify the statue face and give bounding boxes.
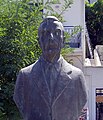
[38,21,64,59]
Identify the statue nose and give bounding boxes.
[50,33,53,39]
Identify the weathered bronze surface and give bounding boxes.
[13,16,87,120]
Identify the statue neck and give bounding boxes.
[42,52,60,63]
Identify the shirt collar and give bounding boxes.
[39,55,63,71]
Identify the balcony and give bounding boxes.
[64,26,81,48]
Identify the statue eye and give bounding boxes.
[56,31,59,35]
[54,29,61,36]
[41,30,48,36]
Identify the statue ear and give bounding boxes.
[61,35,65,48]
[63,35,65,43]
[61,42,65,48]
[38,38,44,50]
[37,37,42,48]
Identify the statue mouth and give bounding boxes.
[44,44,59,51]
[43,47,59,54]
[46,47,59,52]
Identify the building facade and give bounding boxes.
[44,0,103,120]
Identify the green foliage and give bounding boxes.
[0,0,42,119]
[0,0,73,119]
[85,0,103,49]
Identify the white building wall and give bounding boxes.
[90,0,97,3]
[67,49,83,70]
[44,0,85,27]
[84,67,103,120]
[63,0,84,27]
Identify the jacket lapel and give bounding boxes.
[52,60,72,106]
[31,60,51,108]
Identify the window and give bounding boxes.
[96,88,103,120]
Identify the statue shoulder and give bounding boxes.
[62,58,82,74]
[62,58,84,80]
[20,60,40,75]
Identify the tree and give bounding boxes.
[85,0,103,49]
[0,0,73,119]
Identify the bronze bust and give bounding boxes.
[14,16,87,120]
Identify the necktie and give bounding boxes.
[46,64,58,98]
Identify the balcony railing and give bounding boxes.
[64,26,81,48]
[85,25,93,59]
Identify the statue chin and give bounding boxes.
[42,49,60,63]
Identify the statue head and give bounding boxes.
[38,16,64,63]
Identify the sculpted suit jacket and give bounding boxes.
[13,56,87,120]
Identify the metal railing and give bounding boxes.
[85,25,93,59]
[64,26,81,48]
